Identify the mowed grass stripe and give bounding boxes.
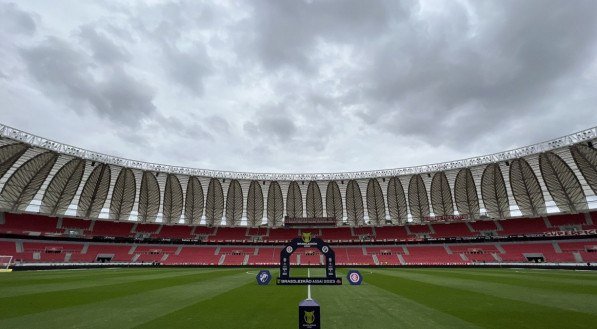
[135,271,306,329]
[416,268,597,286]
[0,270,254,329]
[409,268,597,294]
[1,268,595,328]
[0,268,216,298]
[140,268,480,329]
[0,268,179,287]
[0,268,240,319]
[317,270,481,329]
[368,271,597,328]
[374,268,597,314]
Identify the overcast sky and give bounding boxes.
[1,0,596,174]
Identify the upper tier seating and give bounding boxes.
[320,227,353,242]
[407,224,432,235]
[548,214,586,227]
[431,223,476,238]
[374,226,409,241]
[468,220,499,232]
[1,211,596,244]
[0,213,58,235]
[208,228,247,242]
[154,225,194,239]
[499,218,552,236]
[60,218,92,230]
[266,228,299,242]
[193,226,216,235]
[353,227,374,236]
[134,223,160,234]
[247,227,267,236]
[92,220,134,238]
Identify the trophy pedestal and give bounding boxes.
[298,299,320,329]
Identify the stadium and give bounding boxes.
[0,124,596,328]
[2,1,597,329]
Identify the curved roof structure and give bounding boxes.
[0,124,596,227]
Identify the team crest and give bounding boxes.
[346,270,363,285]
[256,270,272,285]
[302,232,312,243]
[304,310,315,324]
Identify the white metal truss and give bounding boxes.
[1,124,595,181]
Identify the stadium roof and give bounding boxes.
[0,124,596,226]
[1,124,596,181]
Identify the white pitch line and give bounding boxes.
[307,268,312,300]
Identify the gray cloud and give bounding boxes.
[244,114,297,143]
[164,44,212,93]
[0,2,36,35]
[246,0,396,71]
[78,24,131,65]
[1,0,597,173]
[19,37,156,126]
[128,2,215,93]
[357,0,597,148]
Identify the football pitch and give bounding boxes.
[0,267,596,328]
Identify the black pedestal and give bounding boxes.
[299,299,320,329]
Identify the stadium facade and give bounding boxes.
[0,123,596,227]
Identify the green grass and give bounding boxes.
[0,267,596,328]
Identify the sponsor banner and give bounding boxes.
[544,229,597,236]
[277,277,343,285]
[284,217,336,226]
[422,214,469,223]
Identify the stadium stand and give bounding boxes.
[2,236,596,266]
[266,228,299,242]
[548,214,586,227]
[1,212,597,242]
[60,218,92,231]
[166,246,220,265]
[0,125,595,270]
[247,247,279,266]
[0,211,596,267]
[468,220,500,232]
[154,225,194,239]
[373,226,409,241]
[402,246,464,265]
[1,213,59,235]
[499,218,552,236]
[320,227,353,242]
[430,223,476,239]
[91,220,134,238]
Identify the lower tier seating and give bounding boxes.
[3,238,595,265]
